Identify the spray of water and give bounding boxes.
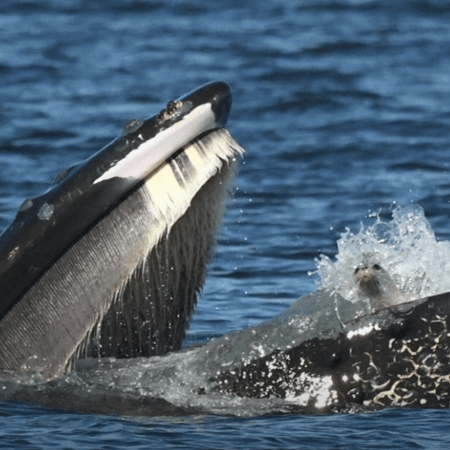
[311,204,450,303]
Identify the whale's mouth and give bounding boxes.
[0,82,245,381]
[83,128,244,361]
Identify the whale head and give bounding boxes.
[0,82,244,380]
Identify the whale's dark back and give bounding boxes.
[211,292,450,412]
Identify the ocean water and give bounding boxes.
[2,0,450,448]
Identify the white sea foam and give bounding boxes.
[312,204,450,302]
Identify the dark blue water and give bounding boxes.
[2,0,450,448]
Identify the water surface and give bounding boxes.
[2,0,450,448]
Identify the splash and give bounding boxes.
[312,204,450,303]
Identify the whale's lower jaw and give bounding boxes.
[0,128,243,381]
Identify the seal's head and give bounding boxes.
[354,264,390,298]
[353,263,410,310]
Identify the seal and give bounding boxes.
[353,263,413,310]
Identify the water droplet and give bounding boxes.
[8,246,19,260]
[122,118,143,135]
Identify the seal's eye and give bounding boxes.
[372,264,381,271]
[354,267,360,275]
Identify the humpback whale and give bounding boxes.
[2,288,449,416]
[1,84,450,417]
[203,289,450,413]
[0,82,244,381]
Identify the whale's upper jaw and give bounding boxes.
[0,81,234,321]
[92,81,232,185]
